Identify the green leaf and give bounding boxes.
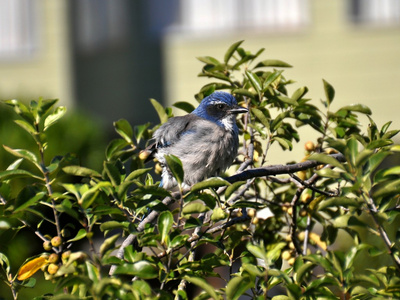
[39,99,59,117]
[105,139,129,161]
[158,211,173,245]
[14,191,46,213]
[245,70,262,93]
[149,98,169,124]
[0,169,41,181]
[224,40,244,63]
[14,119,36,135]
[226,276,253,300]
[80,182,112,209]
[291,86,309,102]
[318,197,360,210]
[197,56,220,65]
[100,233,120,256]
[169,235,189,249]
[0,253,11,275]
[3,145,40,170]
[183,276,219,300]
[277,95,297,106]
[191,177,230,193]
[315,168,341,179]
[246,243,266,261]
[323,79,335,106]
[262,70,283,91]
[372,178,400,199]
[232,88,256,99]
[338,103,372,115]
[67,228,87,242]
[164,154,184,186]
[3,99,34,123]
[182,202,209,215]
[254,59,292,68]
[382,166,400,177]
[346,137,358,166]
[210,207,227,222]
[103,162,122,186]
[100,221,129,232]
[125,168,152,182]
[295,262,315,283]
[113,261,158,279]
[62,166,102,178]
[307,153,345,170]
[114,119,133,144]
[251,107,270,130]
[225,181,246,200]
[44,106,66,131]
[173,101,195,113]
[273,137,293,150]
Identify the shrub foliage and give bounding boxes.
[1,41,400,299]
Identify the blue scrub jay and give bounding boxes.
[146,91,248,189]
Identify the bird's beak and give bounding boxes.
[229,106,248,115]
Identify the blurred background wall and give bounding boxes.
[0,0,399,140]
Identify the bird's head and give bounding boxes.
[192,91,248,131]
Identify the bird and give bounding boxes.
[145,91,248,190]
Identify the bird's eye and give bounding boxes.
[217,104,225,110]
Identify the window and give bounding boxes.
[0,0,39,60]
[175,0,309,34]
[349,0,400,25]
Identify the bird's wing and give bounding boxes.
[153,115,201,147]
[141,115,201,162]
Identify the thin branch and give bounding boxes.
[109,194,176,275]
[225,153,345,183]
[362,193,400,271]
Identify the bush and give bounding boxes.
[1,41,400,299]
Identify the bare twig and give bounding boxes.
[362,194,400,271]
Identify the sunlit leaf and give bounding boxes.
[114,119,134,144]
[338,104,372,115]
[100,233,120,256]
[14,119,36,135]
[254,59,292,68]
[191,177,230,193]
[14,191,46,213]
[62,166,101,178]
[17,256,48,281]
[183,276,219,300]
[164,154,184,186]
[67,229,87,242]
[182,202,209,215]
[226,276,253,300]
[307,153,346,171]
[0,169,42,181]
[318,197,360,210]
[173,101,195,113]
[3,145,40,170]
[44,106,67,131]
[224,40,244,63]
[158,210,173,245]
[323,79,335,106]
[113,261,158,279]
[262,70,283,91]
[245,70,262,93]
[149,98,169,124]
[251,107,270,130]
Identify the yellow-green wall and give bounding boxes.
[163,0,400,162]
[0,1,73,107]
